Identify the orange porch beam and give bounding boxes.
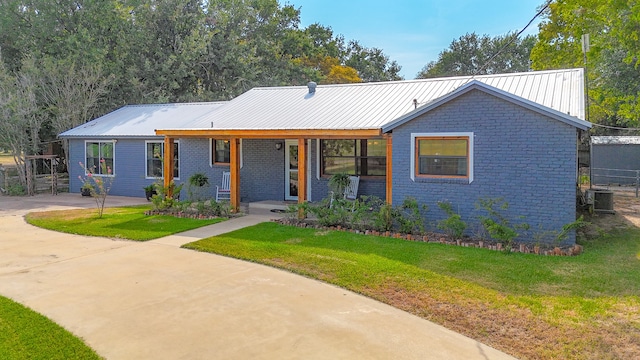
[297,138,307,219]
[385,133,393,204]
[230,137,241,212]
[163,137,175,198]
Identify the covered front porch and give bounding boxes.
[157,129,394,215]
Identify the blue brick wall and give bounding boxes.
[179,138,225,200]
[390,90,579,244]
[240,139,285,202]
[69,138,158,198]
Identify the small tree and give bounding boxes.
[437,201,467,239]
[476,198,529,253]
[78,160,115,218]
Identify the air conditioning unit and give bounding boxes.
[585,189,615,214]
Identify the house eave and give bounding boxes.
[382,81,592,133]
[155,128,383,139]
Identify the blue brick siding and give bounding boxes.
[390,90,579,244]
[69,138,163,198]
[239,139,285,201]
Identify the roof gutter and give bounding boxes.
[155,128,383,139]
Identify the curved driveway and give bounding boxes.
[0,194,514,359]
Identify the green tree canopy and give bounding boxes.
[0,0,402,172]
[531,0,640,127]
[416,32,535,79]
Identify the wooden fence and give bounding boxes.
[0,164,69,195]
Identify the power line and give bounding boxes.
[472,0,553,76]
[416,0,555,106]
[591,123,640,131]
[432,0,554,98]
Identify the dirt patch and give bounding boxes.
[582,188,640,234]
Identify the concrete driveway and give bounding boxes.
[0,194,514,359]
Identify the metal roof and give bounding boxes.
[591,136,640,145]
[58,102,227,138]
[383,80,591,132]
[176,69,586,131]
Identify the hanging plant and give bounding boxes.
[189,173,209,187]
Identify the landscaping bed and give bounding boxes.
[281,192,586,256]
[276,216,585,256]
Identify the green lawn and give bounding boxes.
[184,222,640,359]
[0,295,100,360]
[26,205,225,241]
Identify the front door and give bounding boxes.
[284,140,298,200]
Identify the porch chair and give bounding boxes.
[330,175,360,208]
[216,171,231,201]
[344,176,360,201]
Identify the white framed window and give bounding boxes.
[84,140,115,176]
[410,132,474,183]
[145,140,179,179]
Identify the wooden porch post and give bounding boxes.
[385,133,393,204]
[297,138,307,219]
[230,137,241,212]
[163,137,175,198]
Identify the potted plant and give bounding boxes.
[144,184,157,201]
[187,173,209,201]
[328,173,351,199]
[81,182,93,197]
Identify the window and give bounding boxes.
[85,141,114,176]
[321,139,386,177]
[411,132,473,182]
[145,141,179,179]
[211,139,230,164]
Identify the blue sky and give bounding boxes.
[286,0,545,79]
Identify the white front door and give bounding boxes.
[284,140,299,201]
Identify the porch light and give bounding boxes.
[275,141,283,151]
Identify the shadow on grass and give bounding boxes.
[104,215,225,240]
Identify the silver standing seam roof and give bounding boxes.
[169,68,587,132]
[591,136,640,145]
[58,102,227,138]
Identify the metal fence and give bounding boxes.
[591,167,640,197]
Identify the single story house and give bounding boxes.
[59,69,591,243]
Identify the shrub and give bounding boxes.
[151,180,183,210]
[437,201,466,239]
[476,197,529,253]
[6,183,25,196]
[394,197,427,234]
[308,198,352,227]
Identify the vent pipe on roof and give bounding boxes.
[307,81,317,94]
[413,99,418,109]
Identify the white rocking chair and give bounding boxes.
[330,176,360,208]
[216,171,231,201]
[343,176,360,201]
